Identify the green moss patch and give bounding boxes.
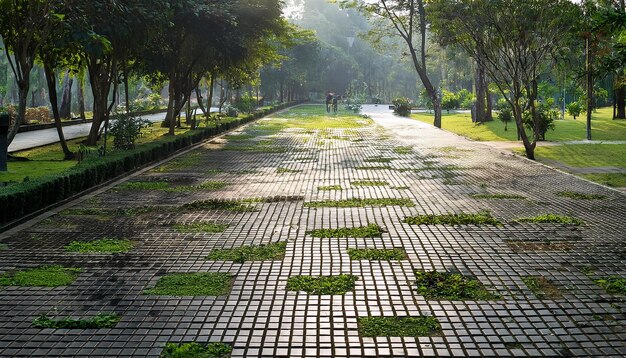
[65,239,134,254]
[365,157,394,163]
[182,200,256,212]
[557,191,606,200]
[393,146,412,154]
[206,242,287,262]
[286,274,358,295]
[514,214,584,226]
[471,193,526,200]
[277,167,302,174]
[354,165,393,170]
[522,276,563,299]
[0,243,7,251]
[308,224,384,238]
[117,181,170,191]
[318,185,342,191]
[347,248,407,261]
[304,198,414,208]
[144,272,234,296]
[116,180,228,192]
[351,180,389,187]
[504,240,574,252]
[404,212,501,226]
[33,313,120,329]
[358,316,441,337]
[172,223,229,234]
[595,276,626,295]
[414,271,500,300]
[161,342,233,358]
[0,266,80,287]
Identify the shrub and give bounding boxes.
[497,99,514,131]
[392,97,412,116]
[566,101,583,120]
[523,100,558,141]
[344,95,364,113]
[108,112,151,150]
[234,95,257,114]
[441,89,460,113]
[25,107,52,124]
[224,104,239,117]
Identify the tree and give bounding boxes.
[567,101,583,120]
[429,0,579,160]
[341,0,443,128]
[0,0,64,145]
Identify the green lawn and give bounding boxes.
[264,104,373,129]
[412,107,626,142]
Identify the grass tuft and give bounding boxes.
[522,276,563,299]
[318,185,342,191]
[557,191,606,200]
[403,212,501,226]
[305,198,414,208]
[351,180,389,187]
[286,274,358,295]
[354,165,393,170]
[595,276,626,295]
[414,271,500,300]
[33,313,120,329]
[172,223,229,234]
[161,342,233,358]
[206,242,287,263]
[144,272,234,296]
[358,316,441,337]
[182,200,256,212]
[0,266,80,287]
[65,239,134,254]
[393,146,412,154]
[347,248,407,261]
[308,224,384,238]
[365,157,394,163]
[514,214,584,226]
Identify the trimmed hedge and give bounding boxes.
[0,102,299,226]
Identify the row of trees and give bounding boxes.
[0,0,287,159]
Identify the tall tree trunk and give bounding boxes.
[586,35,593,140]
[513,99,535,160]
[43,64,73,159]
[615,85,625,119]
[59,71,73,119]
[86,57,115,146]
[196,87,207,117]
[207,73,215,114]
[123,64,130,113]
[475,62,486,123]
[78,72,86,119]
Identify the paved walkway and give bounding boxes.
[0,105,624,357]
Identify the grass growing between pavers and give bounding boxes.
[277,167,302,174]
[351,180,389,187]
[522,276,564,299]
[514,214,584,226]
[393,146,413,154]
[0,243,7,251]
[347,248,407,261]
[172,223,229,234]
[117,181,228,192]
[595,276,626,295]
[182,200,256,212]
[471,193,526,200]
[358,316,442,337]
[65,239,134,254]
[206,242,287,262]
[161,342,233,358]
[365,157,394,163]
[304,198,414,208]
[286,274,358,295]
[504,240,574,252]
[354,165,394,171]
[557,191,607,200]
[414,271,500,300]
[0,266,80,287]
[144,272,234,296]
[318,185,342,191]
[403,212,501,226]
[33,313,120,329]
[308,224,384,238]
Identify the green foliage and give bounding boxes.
[414,271,500,300]
[497,99,514,131]
[65,239,134,254]
[595,276,626,295]
[344,95,364,113]
[471,193,526,199]
[403,212,501,226]
[206,242,287,263]
[514,214,584,226]
[351,180,389,187]
[172,223,228,234]
[0,266,80,287]
[109,113,151,150]
[556,191,606,200]
[358,316,441,337]
[523,100,558,141]
[392,97,412,116]
[0,243,8,251]
[318,185,342,191]
[308,224,384,238]
[33,313,120,329]
[566,101,583,120]
[161,342,233,358]
[182,200,256,212]
[286,274,358,295]
[234,95,257,114]
[347,248,407,261]
[304,198,414,208]
[441,89,460,113]
[144,272,234,296]
[521,276,563,299]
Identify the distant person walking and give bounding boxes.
[325,92,333,113]
[332,95,339,113]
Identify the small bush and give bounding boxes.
[566,101,583,120]
[33,313,120,329]
[392,97,412,116]
[358,316,441,337]
[25,106,52,124]
[286,274,358,295]
[161,342,232,358]
[108,112,151,150]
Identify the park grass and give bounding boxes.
[263,104,373,130]
[412,107,626,142]
[581,173,626,188]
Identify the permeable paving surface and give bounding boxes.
[0,105,624,357]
